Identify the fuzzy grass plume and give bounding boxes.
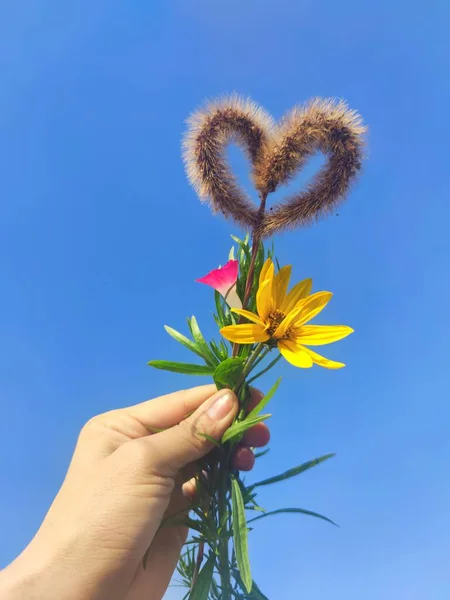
[183,95,366,237]
[183,95,274,230]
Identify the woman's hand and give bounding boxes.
[0,385,269,600]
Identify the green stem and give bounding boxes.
[217,460,232,599]
[216,343,264,598]
[235,344,266,420]
[248,345,270,371]
[247,352,282,384]
[244,343,266,376]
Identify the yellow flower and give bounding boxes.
[220,258,353,369]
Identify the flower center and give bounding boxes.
[266,310,286,336]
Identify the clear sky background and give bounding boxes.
[0,1,449,599]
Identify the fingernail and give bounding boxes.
[207,392,233,420]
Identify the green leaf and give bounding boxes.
[250,453,335,489]
[247,353,282,384]
[190,554,215,600]
[210,339,229,362]
[245,241,265,312]
[148,360,214,376]
[219,340,230,358]
[254,241,265,276]
[232,569,270,600]
[254,448,270,459]
[161,516,204,534]
[164,326,206,361]
[145,425,167,434]
[230,233,245,244]
[247,378,281,420]
[197,432,222,448]
[231,475,252,593]
[222,414,271,444]
[231,235,252,262]
[213,357,245,390]
[211,577,221,599]
[188,316,219,367]
[247,503,266,513]
[214,290,228,328]
[250,579,270,600]
[210,340,223,362]
[247,507,338,527]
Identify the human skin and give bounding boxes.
[0,385,270,600]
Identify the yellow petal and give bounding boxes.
[278,340,313,368]
[274,291,333,338]
[256,278,273,321]
[295,291,333,326]
[259,258,274,286]
[281,290,334,334]
[295,325,354,346]
[272,265,292,308]
[231,308,266,326]
[220,324,269,344]
[302,347,345,369]
[281,278,313,313]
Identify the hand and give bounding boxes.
[0,385,269,600]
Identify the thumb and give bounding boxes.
[146,389,238,476]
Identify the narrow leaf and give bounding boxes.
[231,235,252,263]
[254,448,270,459]
[231,570,270,599]
[213,357,245,390]
[197,432,222,448]
[247,504,266,513]
[148,360,214,376]
[161,516,204,534]
[188,316,219,366]
[250,453,335,489]
[210,339,228,362]
[247,354,283,384]
[145,425,167,434]
[214,290,228,328]
[190,554,215,600]
[247,378,281,420]
[231,476,252,593]
[247,507,338,527]
[222,414,271,444]
[250,579,270,600]
[164,325,206,361]
[219,340,230,359]
[231,234,245,244]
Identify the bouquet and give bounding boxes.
[148,96,365,599]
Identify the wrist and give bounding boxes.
[0,532,132,600]
[0,539,82,600]
[0,548,45,600]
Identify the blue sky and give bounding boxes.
[1,1,449,598]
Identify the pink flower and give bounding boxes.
[196,259,242,309]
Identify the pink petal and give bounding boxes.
[223,283,242,309]
[196,259,239,296]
